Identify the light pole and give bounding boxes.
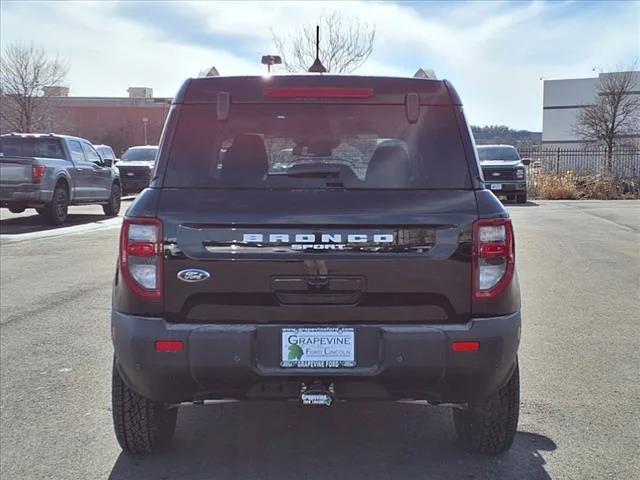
[142,117,149,145]
[261,55,282,73]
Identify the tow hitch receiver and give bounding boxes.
[300,382,335,407]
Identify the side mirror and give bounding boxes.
[521,158,531,166]
[103,158,113,167]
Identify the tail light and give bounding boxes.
[32,165,46,183]
[120,218,163,301]
[472,218,515,301]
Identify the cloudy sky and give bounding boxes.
[1,0,638,130]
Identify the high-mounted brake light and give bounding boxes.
[32,165,46,183]
[472,218,515,301]
[120,218,163,301]
[265,87,374,99]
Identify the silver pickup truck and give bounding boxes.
[0,133,122,225]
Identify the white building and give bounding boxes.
[542,72,640,147]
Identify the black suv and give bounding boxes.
[111,74,521,455]
[477,144,530,204]
[115,145,159,196]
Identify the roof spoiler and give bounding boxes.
[414,68,437,80]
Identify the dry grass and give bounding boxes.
[577,175,639,199]
[529,172,579,199]
[529,172,640,200]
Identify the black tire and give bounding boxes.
[8,205,25,214]
[43,185,69,225]
[516,193,528,204]
[103,183,122,216]
[112,360,177,454]
[453,361,520,455]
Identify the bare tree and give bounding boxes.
[272,12,375,73]
[0,43,69,133]
[574,65,640,173]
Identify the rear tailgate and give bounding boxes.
[1,136,66,190]
[160,189,476,325]
[0,156,35,186]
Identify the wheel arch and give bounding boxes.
[54,175,70,193]
[53,174,72,201]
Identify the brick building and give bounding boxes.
[36,87,171,156]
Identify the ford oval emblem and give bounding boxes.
[177,269,210,283]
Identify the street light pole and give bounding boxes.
[261,55,282,73]
[142,117,149,145]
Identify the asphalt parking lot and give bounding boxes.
[0,200,638,480]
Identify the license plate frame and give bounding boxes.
[281,327,356,368]
[490,183,502,191]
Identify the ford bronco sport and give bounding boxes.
[111,74,521,455]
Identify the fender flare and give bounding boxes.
[53,172,74,203]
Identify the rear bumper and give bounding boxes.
[112,312,521,404]
[0,185,49,206]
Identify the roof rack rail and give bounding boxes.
[414,68,437,80]
[198,66,220,78]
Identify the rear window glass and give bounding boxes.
[477,146,520,161]
[0,137,65,159]
[121,147,158,161]
[164,104,471,189]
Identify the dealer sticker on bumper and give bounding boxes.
[281,328,356,368]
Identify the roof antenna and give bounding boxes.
[308,25,327,73]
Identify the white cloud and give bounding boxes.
[1,0,638,130]
[0,1,257,97]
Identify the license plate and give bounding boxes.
[281,328,356,368]
[490,183,502,190]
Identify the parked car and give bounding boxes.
[111,74,521,456]
[94,144,117,164]
[476,144,530,203]
[0,133,122,224]
[115,145,158,195]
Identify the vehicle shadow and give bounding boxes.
[109,402,556,480]
[0,212,108,235]
[502,200,540,207]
